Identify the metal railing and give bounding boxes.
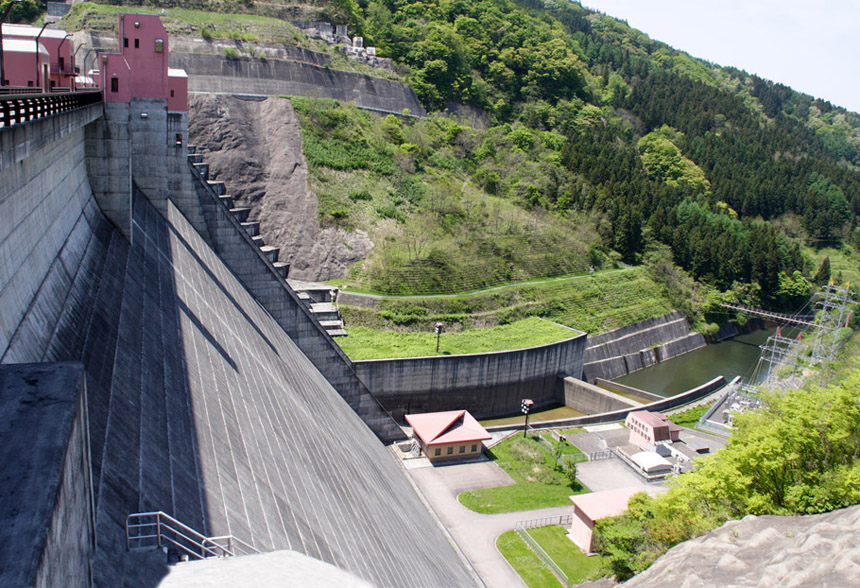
[514,522,571,586]
[126,511,260,560]
[516,515,573,530]
[0,90,101,128]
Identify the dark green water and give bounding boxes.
[615,327,801,397]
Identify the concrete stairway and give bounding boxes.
[289,281,348,337]
[186,146,290,279]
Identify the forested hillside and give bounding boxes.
[335,0,860,304]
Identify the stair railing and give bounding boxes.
[126,511,260,560]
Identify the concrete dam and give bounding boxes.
[0,17,473,588]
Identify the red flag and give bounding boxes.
[776,326,781,338]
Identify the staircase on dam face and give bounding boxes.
[186,146,290,279]
[288,280,348,337]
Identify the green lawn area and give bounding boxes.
[539,430,585,456]
[336,317,576,360]
[668,403,711,428]
[496,531,563,588]
[528,526,606,584]
[458,436,587,514]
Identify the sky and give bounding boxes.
[581,0,860,113]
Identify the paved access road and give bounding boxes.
[407,459,573,588]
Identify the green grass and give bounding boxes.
[810,246,860,289]
[341,267,676,337]
[528,525,607,584]
[336,317,576,360]
[668,403,711,428]
[458,436,587,514]
[539,431,584,456]
[496,531,563,588]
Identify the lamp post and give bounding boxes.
[0,0,25,87]
[521,398,533,438]
[35,22,48,91]
[434,322,443,354]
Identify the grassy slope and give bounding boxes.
[340,267,675,334]
[458,436,587,514]
[497,531,563,588]
[528,525,606,584]
[337,317,575,360]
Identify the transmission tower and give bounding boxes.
[809,284,854,366]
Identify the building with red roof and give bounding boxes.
[405,410,492,462]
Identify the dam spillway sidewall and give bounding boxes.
[170,53,427,116]
[353,331,586,420]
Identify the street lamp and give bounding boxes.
[521,398,533,438]
[434,322,443,353]
[0,0,25,87]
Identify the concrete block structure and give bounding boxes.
[354,329,587,419]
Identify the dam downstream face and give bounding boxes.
[614,327,798,397]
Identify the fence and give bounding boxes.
[0,90,102,128]
[514,520,572,587]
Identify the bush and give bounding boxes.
[349,190,373,202]
[201,26,213,40]
[223,48,240,59]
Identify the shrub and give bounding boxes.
[223,48,241,59]
[349,190,373,202]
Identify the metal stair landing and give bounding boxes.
[288,280,348,337]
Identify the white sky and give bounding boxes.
[581,0,860,113]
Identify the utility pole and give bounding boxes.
[521,398,533,438]
[434,322,443,354]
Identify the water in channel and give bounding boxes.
[614,326,802,397]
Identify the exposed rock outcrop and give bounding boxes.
[623,505,860,587]
[187,94,372,281]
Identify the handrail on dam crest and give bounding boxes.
[0,90,102,129]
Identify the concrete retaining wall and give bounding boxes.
[582,312,706,382]
[487,375,728,432]
[594,379,663,402]
[562,377,640,414]
[0,122,96,362]
[170,53,426,115]
[353,330,586,420]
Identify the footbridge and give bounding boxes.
[720,303,819,328]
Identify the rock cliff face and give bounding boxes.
[623,505,860,587]
[187,94,371,280]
